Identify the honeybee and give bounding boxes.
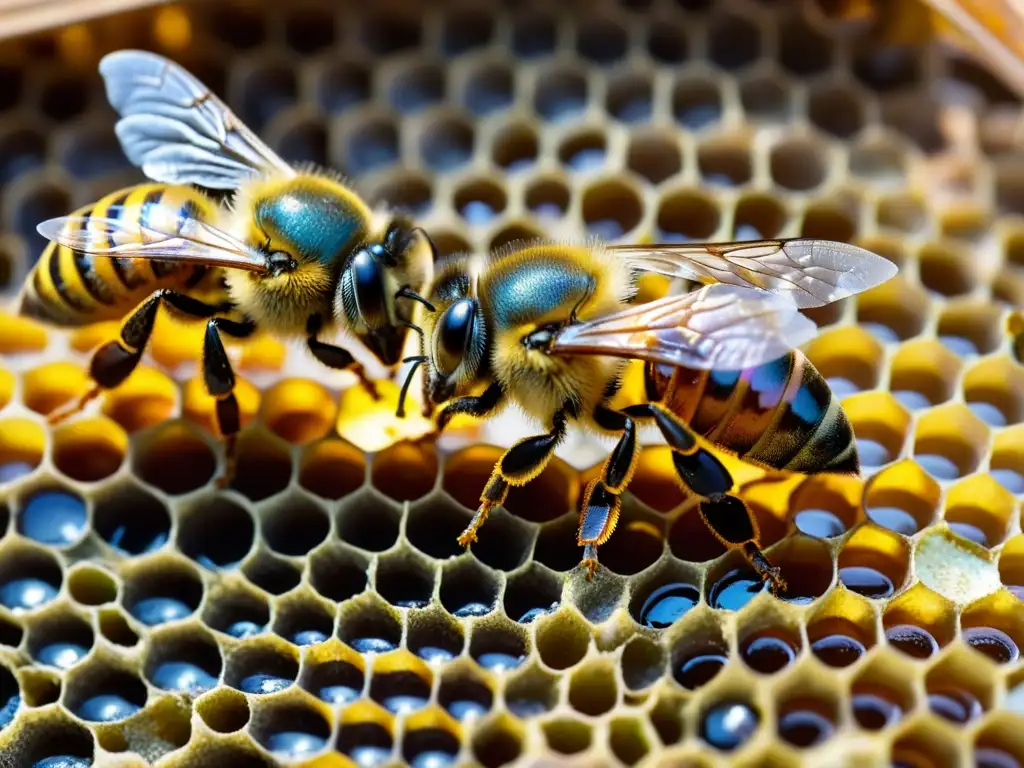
[24,50,436,483]
[398,238,898,588]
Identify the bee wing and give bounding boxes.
[608,238,898,309]
[921,0,1024,95]
[99,49,294,189]
[36,214,269,273]
[548,284,818,371]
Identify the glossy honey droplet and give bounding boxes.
[794,509,847,538]
[673,647,728,690]
[638,582,700,628]
[927,687,983,724]
[150,661,218,694]
[839,566,895,599]
[963,627,1020,664]
[35,641,89,670]
[237,673,292,695]
[18,490,86,546]
[741,633,797,674]
[866,505,921,535]
[948,521,988,547]
[885,624,939,659]
[810,623,867,668]
[0,578,58,611]
[974,749,1022,768]
[76,693,141,722]
[700,701,760,751]
[265,731,327,759]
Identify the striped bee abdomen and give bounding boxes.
[646,350,859,476]
[18,183,217,327]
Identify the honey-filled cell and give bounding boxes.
[0,0,1022,763]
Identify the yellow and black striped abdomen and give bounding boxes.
[647,351,859,475]
[19,183,218,327]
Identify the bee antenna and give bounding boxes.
[402,321,424,337]
[396,286,436,313]
[396,355,428,419]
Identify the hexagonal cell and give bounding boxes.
[402,716,463,766]
[207,1,266,49]
[201,580,269,640]
[340,111,399,176]
[604,69,653,124]
[737,604,802,677]
[100,366,177,434]
[668,614,729,692]
[525,175,571,220]
[769,535,835,605]
[504,562,561,625]
[454,176,508,225]
[338,595,402,653]
[581,177,644,240]
[300,648,365,706]
[441,557,500,619]
[93,483,170,557]
[370,441,438,503]
[21,362,90,419]
[730,193,788,239]
[707,12,760,70]
[778,16,833,76]
[566,657,618,718]
[297,438,366,500]
[0,542,62,612]
[808,81,866,139]
[369,656,432,714]
[944,474,1015,549]
[132,422,217,495]
[224,636,299,695]
[511,12,556,58]
[770,136,830,192]
[620,634,666,693]
[881,582,956,660]
[336,713,395,765]
[196,686,250,734]
[773,666,842,749]
[308,543,368,604]
[855,276,931,343]
[672,76,722,130]
[974,715,1024,768]
[98,607,138,648]
[697,136,751,188]
[705,551,772,612]
[262,493,330,558]
[849,133,910,186]
[739,71,793,122]
[806,590,878,669]
[961,590,1024,665]
[51,416,126,483]
[234,61,298,134]
[473,715,524,767]
[534,606,589,672]
[668,504,726,565]
[15,486,87,548]
[375,549,435,610]
[407,606,465,664]
[334,489,401,555]
[440,6,493,55]
[890,340,961,412]
[13,714,94,766]
[177,493,254,570]
[699,697,762,753]
[282,5,334,53]
[881,93,946,154]
[0,124,46,185]
[143,625,222,695]
[504,665,559,719]
[849,651,916,731]
[558,128,607,173]
[626,129,683,185]
[913,404,989,481]
[576,16,628,65]
[917,241,976,299]
[272,591,335,647]
[313,59,370,116]
[597,502,665,578]
[838,525,910,601]
[543,716,593,756]
[26,608,94,671]
[387,59,445,114]
[491,120,539,172]
[437,663,493,721]
[67,563,117,607]
[864,459,940,535]
[122,556,203,628]
[822,392,904,469]
[533,62,589,124]
[64,658,147,723]
[38,71,91,121]
[469,616,529,673]
[241,549,301,596]
[251,699,332,759]
[853,44,922,92]
[789,472,864,539]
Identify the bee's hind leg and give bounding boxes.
[622,402,787,595]
[577,407,639,580]
[306,316,380,400]
[202,316,257,488]
[52,290,233,426]
[458,401,568,549]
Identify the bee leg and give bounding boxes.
[51,290,232,425]
[202,316,258,488]
[458,402,568,548]
[434,381,505,434]
[306,316,380,400]
[623,402,786,595]
[577,408,639,580]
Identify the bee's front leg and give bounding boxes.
[202,316,258,488]
[458,403,569,549]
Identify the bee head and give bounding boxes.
[335,218,436,366]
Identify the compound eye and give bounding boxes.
[350,248,386,321]
[434,298,475,376]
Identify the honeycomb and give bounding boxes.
[0,0,1024,765]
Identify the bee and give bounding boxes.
[397,238,898,588]
[24,50,436,484]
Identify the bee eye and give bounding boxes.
[434,298,476,376]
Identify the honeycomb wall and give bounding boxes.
[0,0,1023,765]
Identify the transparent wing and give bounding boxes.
[549,284,818,371]
[99,49,294,188]
[608,238,898,309]
[36,214,269,273]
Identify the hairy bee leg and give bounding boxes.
[624,402,786,595]
[577,410,639,580]
[307,336,379,400]
[50,289,233,426]
[458,403,568,548]
[434,381,505,433]
[203,316,257,488]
